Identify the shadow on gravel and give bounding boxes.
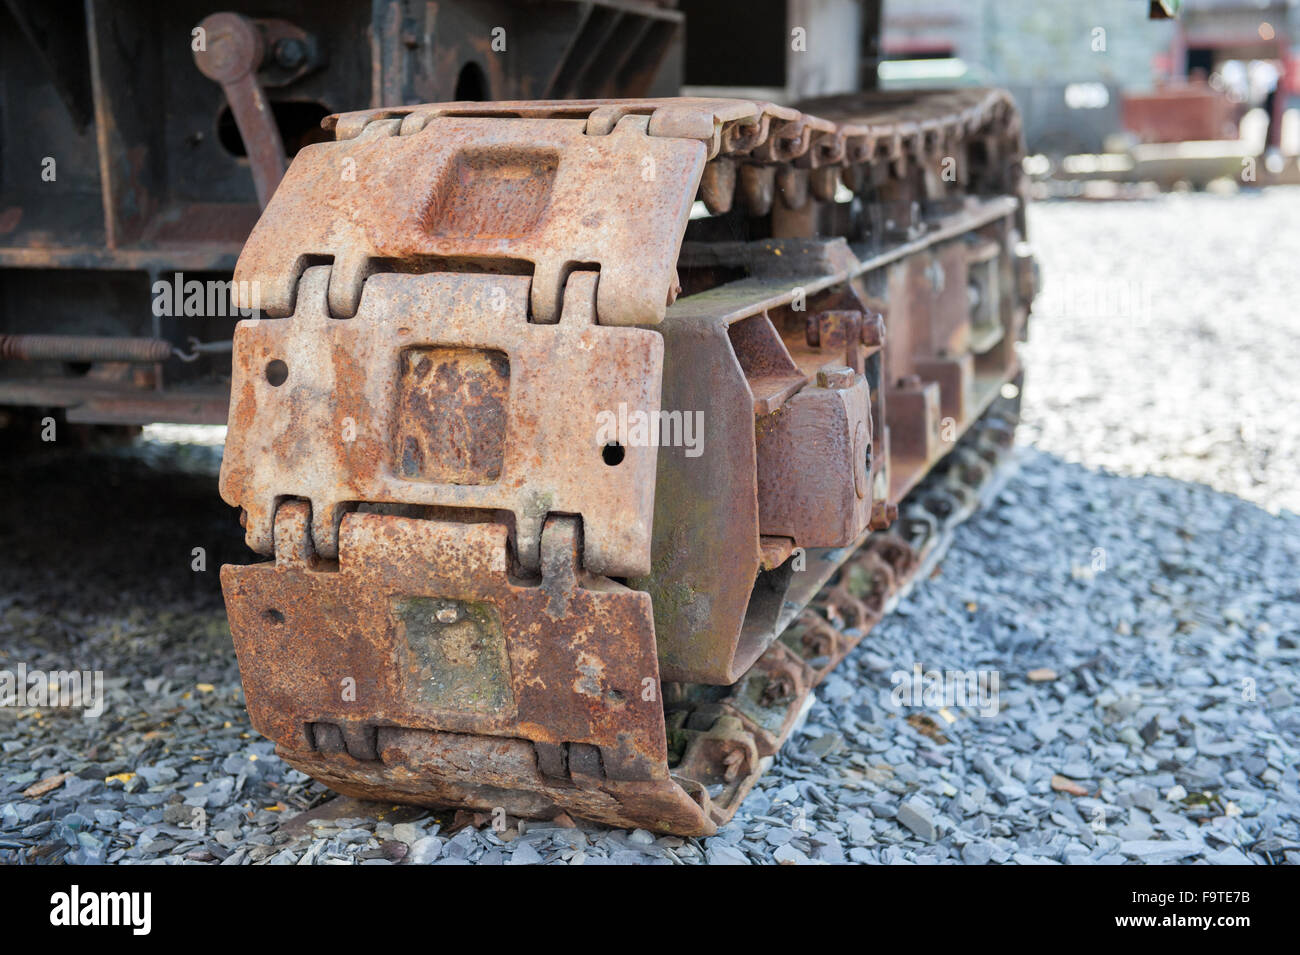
[0,441,245,617]
[0,439,1296,864]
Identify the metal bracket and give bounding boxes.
[193,12,288,208]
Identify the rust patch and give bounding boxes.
[393,596,513,713]
[395,346,509,484]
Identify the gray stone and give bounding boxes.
[773,844,811,865]
[961,842,993,865]
[1207,846,1252,866]
[508,842,544,866]
[407,836,443,864]
[391,822,421,845]
[895,799,938,842]
[1118,839,1204,862]
[136,765,178,786]
[706,843,751,865]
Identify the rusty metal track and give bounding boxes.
[662,398,1021,828]
[226,395,1019,835]
[219,90,1034,835]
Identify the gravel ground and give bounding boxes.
[1,188,1298,865]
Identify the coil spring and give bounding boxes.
[0,334,173,363]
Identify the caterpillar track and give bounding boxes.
[219,90,1036,836]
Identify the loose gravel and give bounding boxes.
[2,188,1298,864]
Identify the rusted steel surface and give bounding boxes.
[234,112,706,325]
[286,733,714,837]
[0,379,230,425]
[643,184,1028,690]
[661,399,1020,826]
[634,307,764,685]
[193,13,288,209]
[1,2,688,431]
[755,370,874,547]
[326,89,1020,174]
[219,90,1034,833]
[223,503,713,834]
[220,267,661,575]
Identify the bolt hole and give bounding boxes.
[265,359,288,386]
[454,61,490,101]
[263,608,285,624]
[601,442,625,466]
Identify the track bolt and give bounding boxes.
[861,313,887,348]
[817,366,856,390]
[274,37,306,69]
[869,500,898,530]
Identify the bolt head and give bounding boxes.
[274,37,306,69]
[869,500,898,530]
[816,366,856,390]
[861,314,886,347]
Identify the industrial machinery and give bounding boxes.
[3,1,1041,835]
